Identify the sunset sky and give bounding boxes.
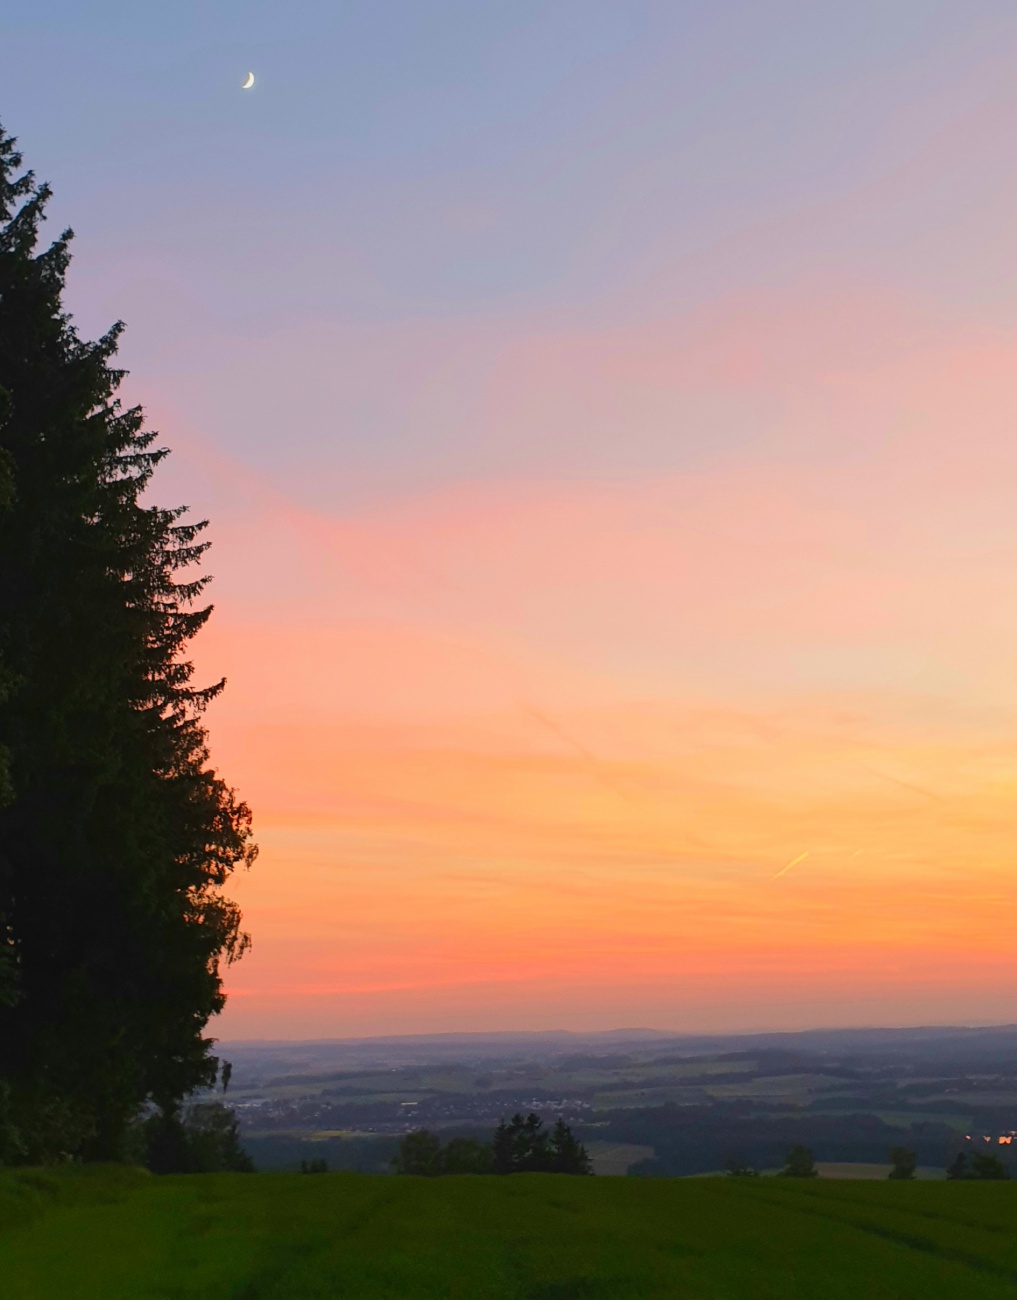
[6,1,1017,1037]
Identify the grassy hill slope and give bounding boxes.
[4,1166,1017,1298]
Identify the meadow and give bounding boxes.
[4,1166,1017,1298]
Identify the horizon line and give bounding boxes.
[215,1020,1017,1048]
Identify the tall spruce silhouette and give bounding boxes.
[0,124,256,1162]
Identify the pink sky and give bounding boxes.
[174,284,1017,1037]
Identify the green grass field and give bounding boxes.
[4,1166,1017,1298]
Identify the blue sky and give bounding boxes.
[5,1,1017,507]
[6,3,1017,327]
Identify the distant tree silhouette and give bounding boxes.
[493,1112,547,1173]
[780,1144,818,1178]
[948,1149,1009,1180]
[0,122,255,1163]
[888,1146,916,1180]
[300,1157,329,1174]
[392,1129,444,1175]
[971,1152,1009,1180]
[393,1116,590,1176]
[440,1136,494,1174]
[492,1113,591,1174]
[549,1117,592,1174]
[725,1155,760,1177]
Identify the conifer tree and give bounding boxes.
[549,1116,592,1175]
[491,1113,591,1174]
[0,124,256,1161]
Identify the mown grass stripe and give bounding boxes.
[725,1184,1017,1284]
[757,1180,1017,1238]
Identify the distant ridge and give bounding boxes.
[221,1027,675,1048]
[215,1021,1017,1090]
[220,1022,1017,1050]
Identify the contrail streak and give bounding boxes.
[519,704,641,805]
[862,766,941,803]
[771,851,809,881]
[522,705,601,764]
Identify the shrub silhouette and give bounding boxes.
[888,1147,916,1180]
[780,1145,817,1178]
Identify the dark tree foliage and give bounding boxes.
[0,124,256,1162]
[392,1129,444,1176]
[143,1102,253,1174]
[888,1146,916,1180]
[492,1111,545,1173]
[948,1150,1010,1181]
[946,1152,968,1180]
[391,1130,493,1176]
[393,1117,590,1176]
[725,1155,760,1177]
[441,1136,494,1174]
[547,1117,592,1175]
[970,1152,1010,1180]
[0,443,13,1014]
[779,1144,817,1178]
[492,1113,592,1175]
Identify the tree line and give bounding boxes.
[393,1113,592,1176]
[0,122,255,1165]
[726,1144,1010,1180]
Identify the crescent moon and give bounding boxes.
[242,72,255,89]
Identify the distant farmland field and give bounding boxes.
[4,1165,1017,1298]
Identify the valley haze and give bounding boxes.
[217,1022,1017,1178]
